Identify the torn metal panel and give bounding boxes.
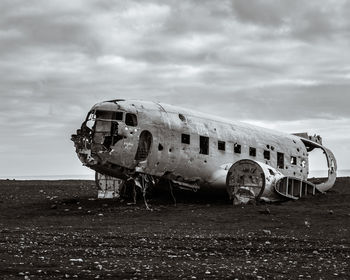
[96,173,124,199]
[275,177,321,200]
[293,132,323,145]
[299,137,337,192]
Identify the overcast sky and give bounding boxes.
[1,0,349,178]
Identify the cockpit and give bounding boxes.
[83,109,138,150]
[71,105,140,169]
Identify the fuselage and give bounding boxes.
[73,99,333,188]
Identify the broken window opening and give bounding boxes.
[249,147,256,157]
[199,136,209,155]
[94,111,115,133]
[95,110,106,119]
[102,117,125,149]
[234,143,241,154]
[135,130,153,161]
[181,134,190,144]
[291,156,297,165]
[115,111,123,121]
[85,111,96,130]
[218,141,225,151]
[264,150,270,160]
[178,113,186,122]
[95,110,121,121]
[89,110,123,134]
[158,143,163,151]
[268,168,275,176]
[125,113,138,126]
[277,152,284,169]
[110,121,118,136]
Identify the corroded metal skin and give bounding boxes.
[71,99,337,203]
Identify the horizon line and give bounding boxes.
[1,169,350,180]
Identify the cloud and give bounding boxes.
[231,0,292,26]
[231,0,350,41]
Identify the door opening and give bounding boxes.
[135,130,153,161]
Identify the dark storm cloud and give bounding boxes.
[231,0,350,41]
[232,0,290,26]
[0,0,349,176]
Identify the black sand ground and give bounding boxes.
[0,178,349,279]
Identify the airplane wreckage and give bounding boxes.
[71,99,337,206]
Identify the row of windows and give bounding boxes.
[180,133,299,169]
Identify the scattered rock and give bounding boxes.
[96,264,103,270]
[259,207,270,215]
[69,258,83,263]
[0,179,349,279]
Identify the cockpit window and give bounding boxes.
[125,113,138,126]
[94,110,123,121]
[85,111,96,130]
[96,110,113,119]
[115,111,123,121]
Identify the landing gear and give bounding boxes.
[132,173,155,210]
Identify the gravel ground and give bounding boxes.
[0,178,349,279]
